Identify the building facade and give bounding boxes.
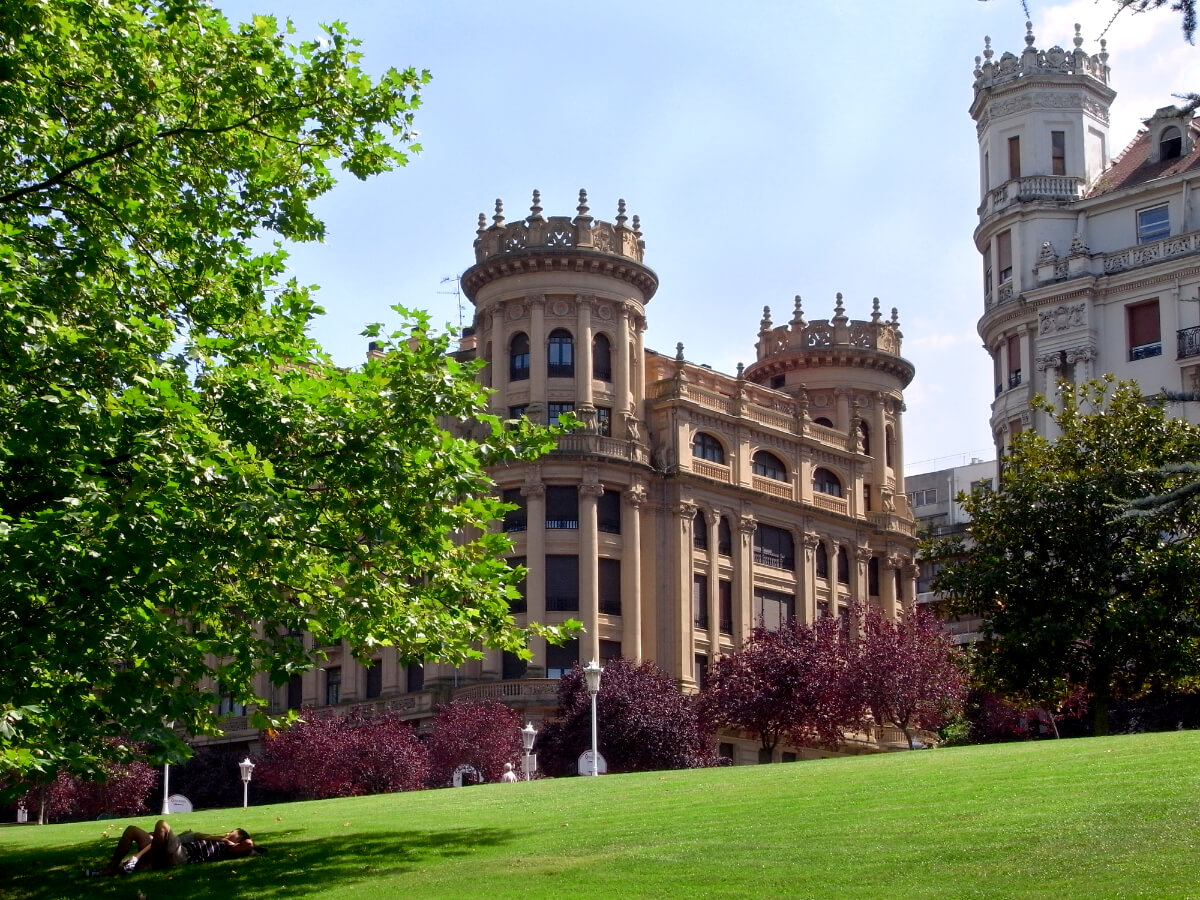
[213,191,920,762]
[973,23,1200,453]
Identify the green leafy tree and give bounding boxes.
[0,0,569,782]
[930,381,1200,735]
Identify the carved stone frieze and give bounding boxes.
[1038,303,1086,334]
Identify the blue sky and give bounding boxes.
[214,0,1200,474]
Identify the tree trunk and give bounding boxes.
[1093,693,1110,736]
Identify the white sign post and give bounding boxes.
[577,750,607,776]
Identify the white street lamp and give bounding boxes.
[583,659,603,776]
[160,720,176,816]
[238,757,256,809]
[521,721,538,781]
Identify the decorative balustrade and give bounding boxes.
[972,25,1110,96]
[692,458,731,482]
[1179,326,1200,360]
[812,493,849,516]
[752,475,794,500]
[552,433,649,464]
[977,175,1085,220]
[473,191,645,265]
[868,512,917,538]
[451,679,561,704]
[1104,229,1200,275]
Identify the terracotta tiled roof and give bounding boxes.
[1086,122,1200,197]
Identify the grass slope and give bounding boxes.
[2,731,1198,900]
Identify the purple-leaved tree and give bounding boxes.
[426,700,522,787]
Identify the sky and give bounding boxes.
[212,0,1200,475]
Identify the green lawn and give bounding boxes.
[3,731,1198,900]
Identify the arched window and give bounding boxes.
[813,467,843,498]
[548,329,574,378]
[693,510,708,550]
[858,421,871,456]
[1162,125,1183,160]
[717,516,732,556]
[592,333,612,381]
[836,546,850,584]
[692,432,725,464]
[814,416,834,428]
[509,332,530,381]
[816,543,829,579]
[752,450,787,481]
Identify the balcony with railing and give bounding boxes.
[978,175,1085,222]
[451,678,561,706]
[752,475,794,500]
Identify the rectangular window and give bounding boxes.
[502,488,526,532]
[597,488,621,534]
[600,640,622,667]
[545,485,579,529]
[754,588,795,632]
[287,674,303,710]
[502,649,528,680]
[599,557,622,615]
[970,478,993,493]
[1138,204,1170,243]
[1051,130,1066,175]
[1128,299,1162,360]
[997,230,1013,284]
[217,693,246,717]
[1008,135,1021,180]
[546,638,579,679]
[753,524,795,570]
[365,660,383,699]
[548,402,575,426]
[325,667,341,706]
[693,574,710,629]
[695,653,710,691]
[907,488,937,506]
[596,406,612,437]
[406,661,424,693]
[719,580,733,634]
[507,556,527,614]
[546,554,579,611]
[508,405,527,420]
[1007,334,1022,387]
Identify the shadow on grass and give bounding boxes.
[0,824,517,900]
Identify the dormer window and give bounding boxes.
[1161,126,1183,161]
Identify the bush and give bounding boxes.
[18,756,156,823]
[426,700,522,787]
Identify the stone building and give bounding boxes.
[972,23,1200,453]
[214,191,920,763]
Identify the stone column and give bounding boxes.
[883,554,902,620]
[902,560,920,613]
[834,386,852,432]
[800,532,820,624]
[892,401,907,491]
[633,314,647,413]
[490,306,508,412]
[521,478,546,672]
[616,304,632,419]
[736,516,757,645]
[577,295,594,409]
[854,545,872,607]
[872,391,888,490]
[622,484,646,662]
[529,294,546,410]
[675,501,699,688]
[579,478,604,664]
[707,509,721,651]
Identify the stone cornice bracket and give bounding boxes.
[707,508,722,527]
[802,534,822,553]
[676,501,699,520]
[625,484,647,507]
[738,516,758,544]
[579,482,606,499]
[520,479,545,499]
[1035,352,1063,372]
[885,554,906,570]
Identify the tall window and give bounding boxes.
[596,405,612,436]
[592,333,612,381]
[695,654,710,691]
[548,402,575,426]
[718,516,732,556]
[1051,130,1066,175]
[365,660,383,699]
[868,556,880,596]
[813,468,843,497]
[1128,299,1162,360]
[753,524,794,569]
[600,640,622,667]
[1161,126,1183,160]
[509,332,530,381]
[1007,334,1022,388]
[1138,205,1170,244]
[752,450,787,481]
[693,574,709,629]
[599,558,621,615]
[507,556,527,614]
[598,488,621,534]
[406,661,424,692]
[692,432,725,463]
[816,543,829,579]
[997,230,1013,284]
[719,580,733,634]
[546,555,579,611]
[693,510,708,550]
[502,488,526,532]
[836,546,850,585]
[858,421,871,456]
[287,674,303,710]
[546,638,578,679]
[502,650,528,680]
[545,486,579,529]
[547,329,574,378]
[754,588,795,632]
[1008,135,1021,179]
[325,667,341,706]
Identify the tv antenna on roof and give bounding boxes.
[439,275,464,330]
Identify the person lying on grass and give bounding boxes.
[92,819,264,875]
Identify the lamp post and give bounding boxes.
[238,757,255,809]
[160,720,175,816]
[521,721,538,781]
[583,659,603,776]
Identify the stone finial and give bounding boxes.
[871,297,882,323]
[675,342,685,361]
[890,307,900,325]
[983,35,993,61]
[616,198,628,227]
[632,215,642,237]
[1099,38,1108,65]
[492,198,505,227]
[736,362,745,380]
[476,212,487,236]
[1025,20,1035,47]
[1038,241,1056,263]
[791,294,805,327]
[974,55,982,79]
[577,188,590,218]
[1070,232,1088,254]
[529,189,544,221]
[1073,23,1083,49]
[760,305,772,332]
[833,292,846,320]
